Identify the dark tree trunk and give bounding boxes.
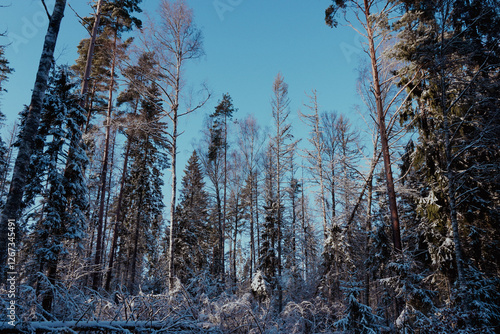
[105,137,132,291]
[0,0,66,277]
[92,30,117,290]
[41,259,59,315]
[128,189,143,294]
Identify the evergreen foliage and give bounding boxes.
[0,45,13,95]
[23,66,88,312]
[334,280,382,334]
[174,151,210,285]
[118,82,168,293]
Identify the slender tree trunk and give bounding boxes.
[255,179,260,269]
[129,187,143,294]
[313,103,328,240]
[363,0,401,252]
[41,259,59,315]
[441,58,465,287]
[102,130,116,264]
[215,185,223,278]
[364,157,375,307]
[105,136,132,291]
[249,171,255,278]
[301,173,308,281]
[447,163,464,285]
[222,113,228,284]
[347,151,381,226]
[0,125,17,197]
[84,85,96,134]
[80,0,103,108]
[291,185,297,269]
[0,0,66,276]
[276,134,283,313]
[92,30,117,290]
[232,195,239,288]
[168,104,178,291]
[331,163,336,221]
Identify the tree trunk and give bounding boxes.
[92,29,118,290]
[363,0,401,252]
[41,259,59,315]
[249,171,255,279]
[364,154,375,307]
[276,128,283,314]
[168,104,178,291]
[310,95,328,239]
[215,185,222,278]
[80,0,103,108]
[128,187,143,294]
[301,173,308,280]
[102,130,117,265]
[222,113,228,284]
[232,195,239,288]
[441,59,465,287]
[0,125,17,197]
[255,178,260,270]
[105,136,132,291]
[331,163,336,221]
[0,0,66,277]
[291,184,297,269]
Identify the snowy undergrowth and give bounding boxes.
[1,274,343,333]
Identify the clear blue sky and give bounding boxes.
[0,0,368,202]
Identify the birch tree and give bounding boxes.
[138,0,209,289]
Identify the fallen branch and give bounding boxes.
[0,320,204,333]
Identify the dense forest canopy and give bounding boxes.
[0,0,499,333]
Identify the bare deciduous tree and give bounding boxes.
[138,0,210,289]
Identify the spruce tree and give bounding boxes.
[395,0,500,286]
[258,145,278,290]
[208,93,237,282]
[174,151,210,286]
[24,66,88,314]
[394,1,500,330]
[119,83,168,294]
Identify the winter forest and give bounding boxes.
[0,0,499,333]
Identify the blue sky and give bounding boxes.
[0,0,369,199]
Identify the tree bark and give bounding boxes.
[92,29,118,290]
[363,0,402,252]
[249,171,255,278]
[105,136,132,291]
[0,0,66,277]
[80,0,103,108]
[168,103,178,291]
[301,172,308,280]
[41,259,59,315]
[232,195,238,288]
[128,185,143,294]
